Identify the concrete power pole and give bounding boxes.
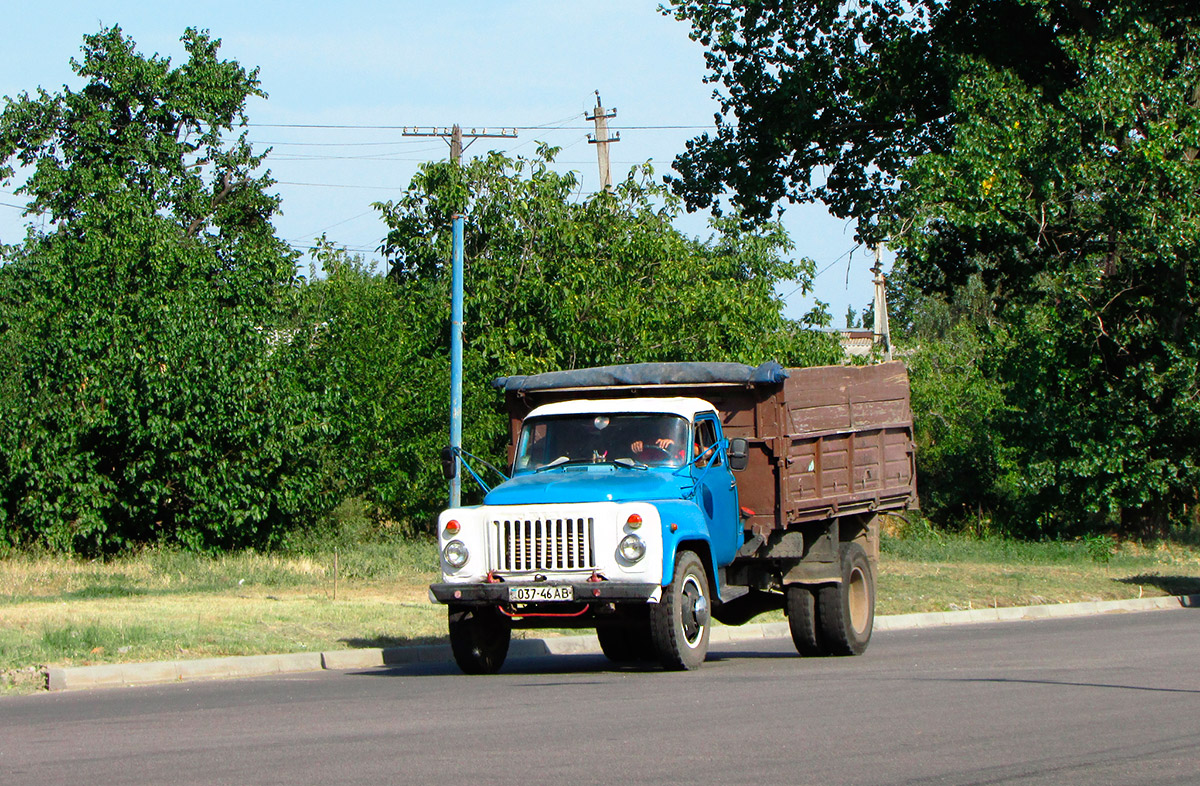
[586,92,620,192]
[871,244,892,362]
[402,123,517,506]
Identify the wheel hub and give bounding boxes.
[680,575,707,647]
[847,565,869,634]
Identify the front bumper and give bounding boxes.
[429,581,661,605]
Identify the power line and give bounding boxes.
[287,242,379,255]
[275,180,403,190]
[250,122,709,131]
[250,139,443,148]
[815,245,861,280]
[268,151,446,161]
[780,245,862,301]
[288,209,379,245]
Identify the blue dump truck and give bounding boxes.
[429,361,917,673]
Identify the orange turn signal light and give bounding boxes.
[444,520,461,536]
[626,513,643,529]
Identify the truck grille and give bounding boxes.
[492,516,596,572]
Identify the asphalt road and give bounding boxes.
[3,609,1197,785]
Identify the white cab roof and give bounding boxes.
[526,397,717,421]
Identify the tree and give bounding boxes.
[668,1,1200,536]
[377,147,836,369]
[292,239,450,532]
[0,27,326,552]
[665,1,1195,233]
[330,147,842,526]
[664,0,957,235]
[897,12,1200,536]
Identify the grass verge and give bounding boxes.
[879,532,1200,613]
[2,533,1199,695]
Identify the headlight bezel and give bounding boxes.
[618,533,647,563]
[442,539,470,569]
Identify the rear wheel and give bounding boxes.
[448,604,511,674]
[785,583,822,656]
[816,542,875,656]
[650,550,711,670]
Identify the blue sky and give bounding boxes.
[1,1,883,323]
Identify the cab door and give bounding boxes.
[693,413,740,567]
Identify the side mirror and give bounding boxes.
[727,438,749,471]
[440,446,458,480]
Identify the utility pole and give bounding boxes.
[402,124,518,165]
[403,124,517,506]
[871,244,892,362]
[586,91,620,192]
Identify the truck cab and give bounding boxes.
[430,397,739,672]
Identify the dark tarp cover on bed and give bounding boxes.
[494,361,788,392]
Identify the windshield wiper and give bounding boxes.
[534,456,648,472]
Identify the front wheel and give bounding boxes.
[650,550,711,670]
[448,604,511,674]
[815,542,875,656]
[596,616,655,663]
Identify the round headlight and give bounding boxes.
[618,534,646,563]
[442,540,469,569]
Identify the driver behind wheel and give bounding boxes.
[629,432,695,465]
[629,436,676,457]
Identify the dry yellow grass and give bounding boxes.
[1,552,330,599]
[877,559,1191,614]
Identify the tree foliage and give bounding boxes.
[665,0,1196,234]
[377,146,835,370]
[664,0,955,233]
[0,26,844,552]
[900,9,1200,536]
[307,147,841,526]
[0,27,326,553]
[670,1,1200,537]
[292,240,450,533]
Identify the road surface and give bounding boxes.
[3,609,1197,785]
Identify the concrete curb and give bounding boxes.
[47,652,324,692]
[874,593,1197,630]
[45,594,1199,692]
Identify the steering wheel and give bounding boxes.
[636,444,670,461]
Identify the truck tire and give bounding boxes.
[596,619,655,663]
[785,584,823,656]
[649,550,711,670]
[448,604,511,674]
[816,542,875,656]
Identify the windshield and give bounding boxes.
[514,413,691,472]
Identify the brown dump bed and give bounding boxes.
[498,361,917,537]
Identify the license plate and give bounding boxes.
[508,585,573,602]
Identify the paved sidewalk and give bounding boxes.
[45,594,1199,691]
